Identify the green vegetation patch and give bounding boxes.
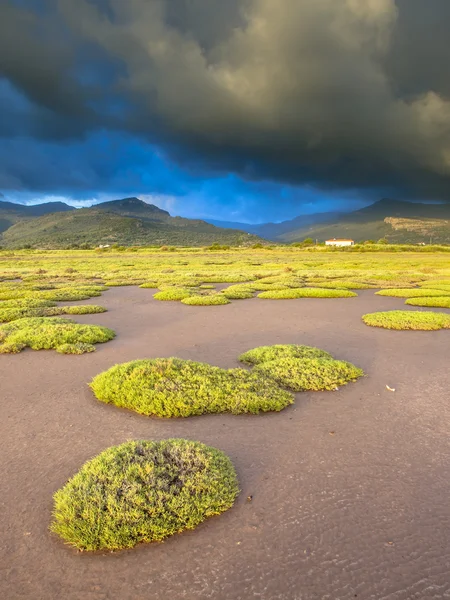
[221,285,255,300]
[181,294,230,306]
[258,288,357,299]
[51,439,239,551]
[153,287,196,301]
[362,310,450,330]
[375,288,450,298]
[405,296,450,308]
[254,357,363,392]
[239,344,332,365]
[0,317,115,353]
[139,282,159,289]
[0,303,106,323]
[90,358,293,417]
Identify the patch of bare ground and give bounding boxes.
[1,287,449,599]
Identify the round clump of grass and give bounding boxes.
[51,439,239,551]
[90,358,293,417]
[375,288,450,298]
[362,310,450,330]
[181,295,230,306]
[239,344,332,365]
[254,357,363,392]
[405,296,450,308]
[0,317,115,353]
[153,288,195,301]
[257,288,357,299]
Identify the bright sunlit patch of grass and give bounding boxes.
[257,288,357,299]
[181,294,230,306]
[0,317,115,353]
[90,358,293,417]
[362,310,450,330]
[375,288,450,298]
[405,296,450,308]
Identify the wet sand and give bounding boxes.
[1,288,449,600]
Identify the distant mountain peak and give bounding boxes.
[95,197,171,218]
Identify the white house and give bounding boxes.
[325,238,355,247]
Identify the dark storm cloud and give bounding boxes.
[2,0,450,200]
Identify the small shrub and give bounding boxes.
[362,310,450,330]
[0,317,115,353]
[239,344,332,365]
[375,288,450,298]
[258,288,357,299]
[90,358,293,417]
[51,439,239,551]
[153,288,196,301]
[254,357,364,391]
[405,296,450,308]
[181,295,230,306]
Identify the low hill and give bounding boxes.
[277,200,450,244]
[0,199,262,248]
[0,200,74,233]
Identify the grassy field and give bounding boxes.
[0,246,449,301]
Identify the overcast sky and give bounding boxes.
[1,0,450,222]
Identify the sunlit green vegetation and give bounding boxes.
[0,247,449,310]
[90,358,293,417]
[0,317,115,353]
[239,344,333,364]
[181,294,230,306]
[239,344,363,392]
[153,287,196,301]
[405,297,450,308]
[51,439,239,551]
[376,288,450,298]
[0,301,106,323]
[362,311,450,330]
[257,288,357,299]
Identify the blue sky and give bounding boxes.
[1,1,449,222]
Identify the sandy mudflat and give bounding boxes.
[1,288,449,600]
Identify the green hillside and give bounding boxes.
[278,200,450,244]
[0,201,261,248]
[0,200,74,233]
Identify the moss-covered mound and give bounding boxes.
[0,317,115,353]
[181,295,230,306]
[90,358,293,417]
[362,310,450,330]
[375,288,450,298]
[254,357,363,392]
[239,344,332,365]
[153,287,195,301]
[257,288,357,299]
[405,296,450,308]
[51,439,239,551]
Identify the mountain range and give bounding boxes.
[0,197,259,248]
[209,199,450,244]
[0,197,449,248]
